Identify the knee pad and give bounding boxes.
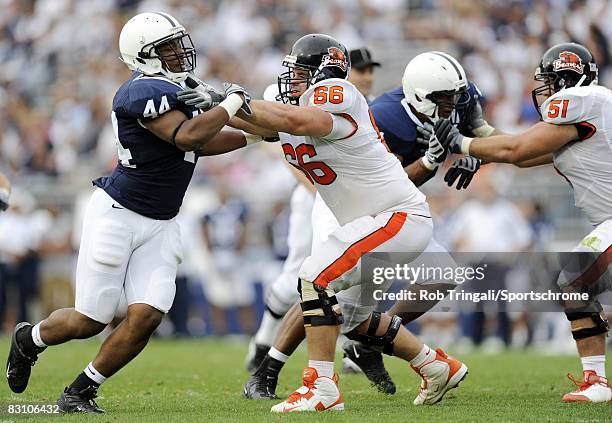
[565,308,609,340]
[299,279,343,327]
[345,311,402,355]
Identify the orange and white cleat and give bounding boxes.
[562,371,611,403]
[412,348,468,405]
[271,367,344,412]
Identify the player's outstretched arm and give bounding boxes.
[241,100,333,137]
[228,116,279,138]
[435,119,577,165]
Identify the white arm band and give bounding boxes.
[472,122,495,137]
[460,137,474,155]
[218,93,244,118]
[325,113,357,140]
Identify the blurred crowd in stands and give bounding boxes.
[0,0,610,351]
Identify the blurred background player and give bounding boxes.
[348,47,381,103]
[0,172,10,212]
[434,42,611,403]
[5,11,261,413]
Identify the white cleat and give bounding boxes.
[412,348,468,405]
[271,367,344,412]
[562,371,611,403]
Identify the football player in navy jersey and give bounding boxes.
[5,12,272,413]
[233,51,503,400]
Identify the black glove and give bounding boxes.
[176,88,225,111]
[415,122,433,147]
[434,118,464,154]
[421,122,452,169]
[444,156,481,190]
[223,83,252,115]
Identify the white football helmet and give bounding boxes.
[402,51,468,121]
[119,12,196,82]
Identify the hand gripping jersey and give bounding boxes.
[541,85,612,227]
[94,72,201,220]
[282,78,427,226]
[370,82,483,166]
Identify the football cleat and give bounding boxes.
[246,343,271,373]
[6,322,43,393]
[342,341,396,394]
[271,368,344,412]
[57,386,104,413]
[412,348,468,405]
[562,371,611,403]
[244,355,279,400]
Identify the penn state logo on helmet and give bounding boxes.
[323,47,348,72]
[553,51,585,74]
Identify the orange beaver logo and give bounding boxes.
[553,51,584,74]
[323,47,348,72]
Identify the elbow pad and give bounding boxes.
[325,113,358,140]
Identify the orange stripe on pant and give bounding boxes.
[570,245,612,288]
[313,212,408,289]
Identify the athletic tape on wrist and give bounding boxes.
[218,93,243,118]
[242,132,263,145]
[461,137,474,155]
[421,155,438,171]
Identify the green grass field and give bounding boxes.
[0,338,609,422]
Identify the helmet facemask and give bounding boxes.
[138,31,196,81]
[277,56,327,105]
[425,86,469,120]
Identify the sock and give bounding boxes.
[69,371,100,392]
[308,360,334,378]
[254,354,285,377]
[268,347,289,363]
[31,323,47,348]
[581,355,606,378]
[16,324,45,355]
[409,344,435,368]
[69,363,107,392]
[254,310,283,346]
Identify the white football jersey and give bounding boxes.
[541,85,612,227]
[281,78,427,225]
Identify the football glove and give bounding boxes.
[434,119,464,154]
[421,122,451,170]
[223,83,252,116]
[177,88,225,111]
[464,100,495,137]
[444,156,481,190]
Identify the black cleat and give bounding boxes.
[244,356,280,400]
[6,322,42,393]
[246,344,270,373]
[343,340,396,394]
[57,386,104,413]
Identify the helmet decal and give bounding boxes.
[553,51,584,74]
[323,47,348,72]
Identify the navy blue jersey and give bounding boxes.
[94,72,200,220]
[370,82,483,167]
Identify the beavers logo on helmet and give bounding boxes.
[322,47,348,72]
[553,51,584,74]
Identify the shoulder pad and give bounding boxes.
[119,75,184,120]
[541,86,594,124]
[301,78,360,114]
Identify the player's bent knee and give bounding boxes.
[346,311,402,355]
[565,309,609,340]
[299,279,343,327]
[126,304,164,339]
[69,311,107,338]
